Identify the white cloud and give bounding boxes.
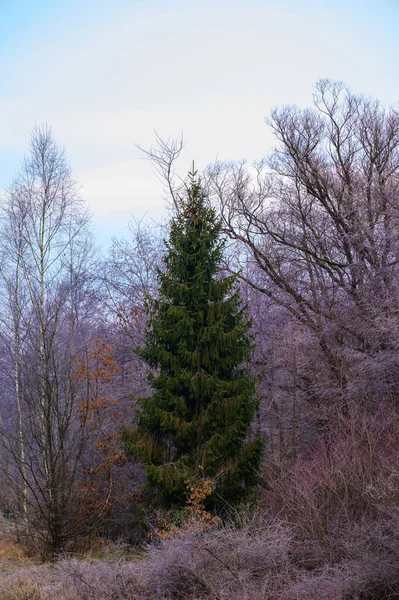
[1,0,398,245]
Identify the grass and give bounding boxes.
[1,406,399,599]
[0,522,32,568]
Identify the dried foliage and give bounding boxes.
[150,478,222,540]
[2,412,399,599]
[1,511,398,599]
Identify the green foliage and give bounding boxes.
[124,171,264,508]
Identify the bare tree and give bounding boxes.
[136,132,186,212]
[0,126,97,555]
[206,80,399,404]
[104,218,163,316]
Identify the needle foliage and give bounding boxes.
[124,171,264,508]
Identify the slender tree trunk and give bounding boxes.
[12,245,28,522]
[291,342,297,462]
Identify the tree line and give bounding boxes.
[0,79,399,557]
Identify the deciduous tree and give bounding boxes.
[0,126,96,555]
[207,80,399,404]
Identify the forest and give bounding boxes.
[1,80,399,599]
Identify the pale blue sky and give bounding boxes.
[1,0,398,244]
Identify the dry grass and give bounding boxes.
[0,515,398,600]
[0,522,32,568]
[1,404,399,599]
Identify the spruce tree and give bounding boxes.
[124,171,264,508]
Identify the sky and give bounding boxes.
[1,0,398,246]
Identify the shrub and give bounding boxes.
[266,403,399,559]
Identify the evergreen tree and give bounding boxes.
[124,171,264,508]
